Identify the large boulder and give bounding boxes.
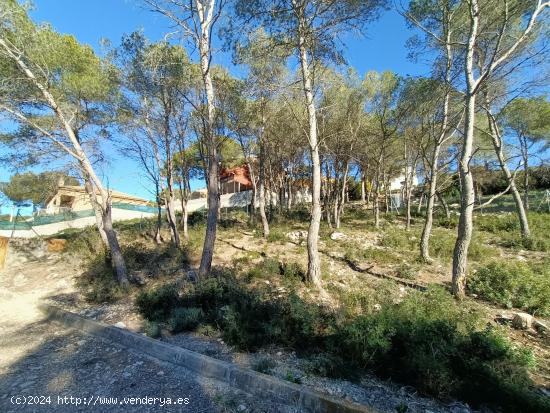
[330,232,346,241]
[286,230,308,243]
[512,312,534,330]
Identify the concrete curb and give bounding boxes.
[39,304,379,413]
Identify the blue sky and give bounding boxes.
[1,1,428,203]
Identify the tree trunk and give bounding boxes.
[298,28,321,287]
[258,141,269,238]
[452,4,478,298]
[197,1,219,278]
[83,171,109,247]
[521,137,530,211]
[437,192,451,219]
[154,191,163,244]
[484,99,530,238]
[101,199,129,286]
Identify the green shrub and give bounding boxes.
[334,287,546,411]
[144,321,161,338]
[267,228,287,243]
[380,230,416,250]
[470,261,550,316]
[136,276,547,412]
[135,283,180,321]
[168,307,204,333]
[280,262,305,282]
[246,257,280,279]
[477,214,519,233]
[435,216,458,229]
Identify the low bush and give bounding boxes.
[469,261,550,316]
[252,357,277,374]
[334,288,544,411]
[477,214,519,233]
[144,321,161,338]
[135,283,180,321]
[168,307,204,333]
[136,276,547,412]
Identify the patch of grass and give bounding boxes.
[470,261,550,316]
[380,229,417,250]
[75,254,130,303]
[394,263,416,280]
[429,229,495,263]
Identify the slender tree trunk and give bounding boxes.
[361,171,366,203]
[83,171,109,247]
[437,192,451,219]
[484,99,530,238]
[452,2,478,298]
[521,137,530,211]
[197,0,219,278]
[298,27,321,287]
[258,141,269,238]
[154,190,163,244]
[336,161,349,229]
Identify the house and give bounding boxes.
[219,165,254,195]
[43,181,150,215]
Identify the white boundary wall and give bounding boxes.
[0,208,156,239]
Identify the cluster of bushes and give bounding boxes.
[470,261,550,316]
[136,275,547,412]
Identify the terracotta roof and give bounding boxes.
[220,165,253,187]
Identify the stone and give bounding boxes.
[494,313,514,324]
[373,304,382,311]
[512,312,534,330]
[237,404,247,412]
[156,371,164,376]
[114,322,127,329]
[534,320,548,334]
[286,230,308,242]
[330,232,346,241]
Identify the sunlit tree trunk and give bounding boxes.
[297,24,321,287]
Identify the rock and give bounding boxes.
[156,371,164,376]
[286,230,308,242]
[495,313,514,324]
[534,320,548,334]
[330,232,346,241]
[512,312,534,330]
[237,404,247,412]
[373,303,382,311]
[114,322,127,329]
[122,371,132,378]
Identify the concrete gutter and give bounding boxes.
[39,304,379,413]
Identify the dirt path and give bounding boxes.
[0,242,295,413]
